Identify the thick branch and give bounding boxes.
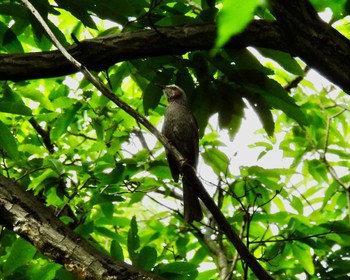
[0,174,163,280]
[2,14,350,93]
[269,0,350,92]
[0,21,281,81]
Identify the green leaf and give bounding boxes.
[155,15,198,26]
[175,67,195,96]
[323,180,341,207]
[247,165,292,178]
[54,0,97,29]
[50,102,82,141]
[176,235,190,258]
[216,83,245,139]
[16,87,55,112]
[267,80,308,125]
[0,101,32,116]
[51,96,75,109]
[95,227,120,241]
[190,52,209,81]
[143,69,173,114]
[87,0,147,25]
[30,262,61,280]
[202,148,229,175]
[194,83,218,136]
[127,216,140,266]
[231,179,246,198]
[216,0,260,48]
[45,186,64,206]
[291,195,304,214]
[45,158,65,175]
[307,159,328,183]
[250,98,275,136]
[138,246,157,271]
[48,83,69,100]
[200,131,225,147]
[148,162,172,179]
[3,238,36,277]
[92,118,104,141]
[110,62,129,90]
[0,3,29,18]
[258,48,304,76]
[31,13,68,50]
[225,49,273,75]
[99,165,125,185]
[89,193,124,206]
[28,169,57,192]
[247,79,309,128]
[197,269,218,280]
[291,242,315,275]
[0,21,23,53]
[0,120,18,159]
[0,85,32,116]
[155,262,198,280]
[110,240,124,262]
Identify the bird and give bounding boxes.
[161,84,203,223]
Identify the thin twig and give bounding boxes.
[284,66,310,92]
[29,118,54,153]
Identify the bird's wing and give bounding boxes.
[165,151,180,182]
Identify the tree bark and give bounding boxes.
[0,174,164,280]
[269,0,350,93]
[1,2,350,93]
[0,21,279,81]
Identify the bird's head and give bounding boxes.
[161,84,187,104]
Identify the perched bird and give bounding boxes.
[161,84,203,223]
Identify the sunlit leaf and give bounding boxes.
[202,148,229,175]
[291,242,315,275]
[54,0,97,29]
[291,195,304,214]
[45,157,65,175]
[0,120,18,159]
[2,238,36,277]
[216,0,260,48]
[50,102,82,141]
[258,48,304,76]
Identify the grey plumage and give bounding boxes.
[161,85,203,223]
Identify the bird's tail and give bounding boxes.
[182,177,203,223]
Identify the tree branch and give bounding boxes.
[0,173,164,280]
[29,118,54,153]
[2,2,350,93]
[0,21,279,81]
[269,0,350,93]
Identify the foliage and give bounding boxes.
[0,0,350,279]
